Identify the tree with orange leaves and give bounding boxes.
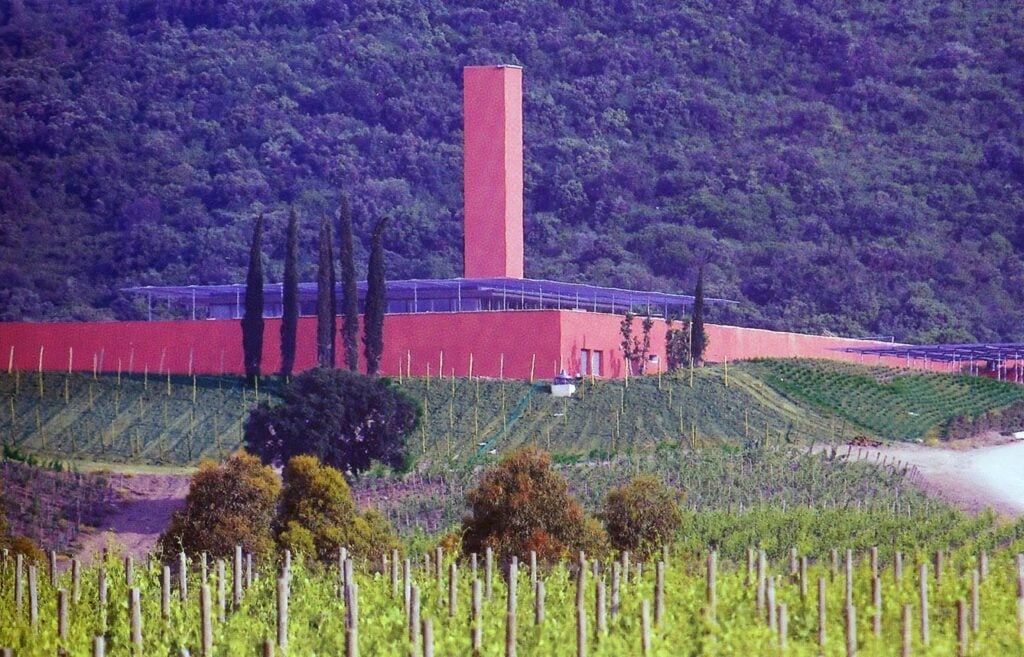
[461,446,607,567]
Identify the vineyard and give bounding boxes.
[7,360,1024,469]
[747,360,1024,443]
[4,532,1024,655]
[0,366,843,468]
[355,447,937,540]
[0,460,118,553]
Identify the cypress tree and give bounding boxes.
[337,195,359,371]
[242,214,265,384]
[280,208,299,378]
[690,266,706,368]
[363,216,387,375]
[316,215,337,368]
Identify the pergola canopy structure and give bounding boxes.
[837,343,1024,383]
[124,277,735,321]
[836,343,1024,364]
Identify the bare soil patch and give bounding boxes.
[76,473,191,563]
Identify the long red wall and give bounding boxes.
[0,311,930,379]
[0,312,563,380]
[554,313,915,377]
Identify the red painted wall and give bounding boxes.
[0,311,562,379]
[0,311,944,379]
[463,65,524,278]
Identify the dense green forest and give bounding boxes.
[0,0,1022,342]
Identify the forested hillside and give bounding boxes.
[1,0,1022,342]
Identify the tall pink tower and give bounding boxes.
[462,65,524,279]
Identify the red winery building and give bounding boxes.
[0,66,898,379]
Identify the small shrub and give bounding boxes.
[6,535,45,564]
[350,508,402,566]
[276,454,401,565]
[602,474,682,558]
[462,446,594,567]
[159,451,280,560]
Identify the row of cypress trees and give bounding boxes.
[241,197,388,383]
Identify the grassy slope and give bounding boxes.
[3,360,1023,467]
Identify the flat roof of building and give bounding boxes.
[124,277,734,318]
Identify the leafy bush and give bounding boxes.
[350,508,403,567]
[602,474,683,558]
[6,535,45,564]
[462,447,597,566]
[159,451,280,560]
[277,454,400,564]
[245,368,420,474]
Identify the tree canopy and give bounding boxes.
[244,368,419,473]
[1,0,1022,342]
[462,446,607,566]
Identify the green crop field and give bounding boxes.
[747,360,1024,443]
[357,445,940,540]
[5,518,1024,656]
[3,360,1023,468]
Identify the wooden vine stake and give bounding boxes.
[845,604,856,657]
[576,590,587,657]
[57,588,68,643]
[276,576,288,653]
[970,569,980,634]
[655,560,665,626]
[956,599,967,657]
[919,563,929,646]
[72,558,81,603]
[161,566,171,620]
[421,618,433,657]
[485,547,494,601]
[345,578,358,657]
[94,636,106,657]
[844,549,854,608]
[15,554,23,616]
[872,576,882,638]
[29,565,38,632]
[640,600,651,656]
[448,561,458,618]
[200,584,213,657]
[409,585,420,657]
[506,558,518,657]
[817,577,827,650]
[472,579,483,655]
[611,562,621,619]
[391,549,400,599]
[233,546,243,610]
[179,552,189,602]
[130,587,143,654]
[756,549,766,615]
[216,560,226,623]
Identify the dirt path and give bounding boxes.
[76,473,191,563]
[875,441,1024,516]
